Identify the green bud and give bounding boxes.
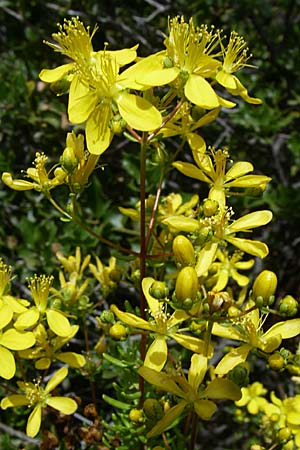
[109,114,126,134]
[227,363,249,387]
[163,56,173,68]
[129,408,143,422]
[268,353,285,371]
[109,323,127,339]
[149,281,169,300]
[50,77,71,96]
[278,295,298,317]
[143,398,164,421]
[175,266,198,305]
[100,310,115,324]
[172,235,195,266]
[109,268,122,283]
[203,199,218,217]
[60,147,79,175]
[252,270,277,306]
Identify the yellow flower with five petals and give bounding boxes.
[111,277,208,371]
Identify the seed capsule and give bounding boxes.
[252,270,277,306]
[175,266,198,304]
[172,235,195,266]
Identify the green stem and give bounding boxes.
[204,320,213,357]
[189,412,198,450]
[145,167,164,251]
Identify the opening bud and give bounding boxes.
[172,235,195,266]
[252,270,277,306]
[174,266,198,309]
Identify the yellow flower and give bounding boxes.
[2,153,66,193]
[216,31,262,104]
[163,209,273,276]
[131,17,232,110]
[40,17,162,155]
[111,277,208,371]
[139,354,241,437]
[14,275,73,337]
[89,256,121,297]
[208,250,254,291]
[265,393,300,446]
[56,246,91,278]
[1,367,78,437]
[235,381,268,414]
[212,300,300,375]
[0,323,35,380]
[173,147,271,212]
[18,323,86,370]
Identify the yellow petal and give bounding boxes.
[117,92,162,131]
[142,277,161,316]
[0,345,16,379]
[110,304,152,331]
[187,133,206,153]
[226,175,271,188]
[225,236,269,258]
[35,358,51,370]
[57,352,86,368]
[194,399,217,420]
[26,405,42,438]
[144,337,168,372]
[188,354,207,391]
[0,329,35,350]
[162,216,200,233]
[1,394,29,409]
[46,310,72,337]
[228,77,262,105]
[212,322,243,341]
[1,173,34,191]
[195,242,218,277]
[263,319,300,341]
[205,378,242,400]
[0,304,13,329]
[217,95,236,108]
[225,161,253,180]
[97,45,138,67]
[46,397,77,415]
[45,367,68,393]
[173,333,212,356]
[85,106,113,155]
[184,74,219,109]
[39,63,74,83]
[216,70,239,90]
[68,75,98,123]
[146,401,187,438]
[215,344,252,375]
[14,308,40,330]
[138,67,179,86]
[138,366,183,397]
[172,161,211,183]
[227,210,273,233]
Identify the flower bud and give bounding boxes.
[100,310,115,324]
[227,363,249,387]
[278,427,292,442]
[149,281,169,300]
[268,352,285,371]
[60,147,78,174]
[143,398,164,421]
[172,235,195,266]
[278,295,298,317]
[109,323,127,339]
[109,268,122,283]
[252,270,277,306]
[174,266,198,309]
[109,114,126,134]
[203,199,218,217]
[129,408,143,422]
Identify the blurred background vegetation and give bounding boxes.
[0,0,299,297]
